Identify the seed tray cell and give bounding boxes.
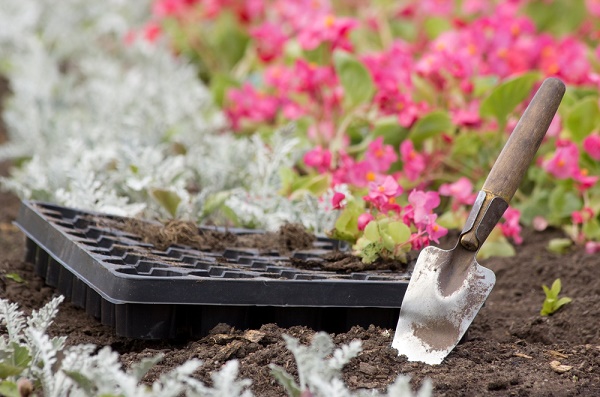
[15,201,410,339]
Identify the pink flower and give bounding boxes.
[250,23,287,63]
[297,14,358,51]
[574,169,599,191]
[225,84,279,130]
[585,241,600,254]
[364,176,403,213]
[546,114,562,138]
[142,22,162,43]
[583,133,600,160]
[357,213,374,231]
[407,190,441,229]
[439,177,476,208]
[500,207,523,245]
[543,140,580,179]
[365,137,398,173]
[426,214,448,243]
[400,140,426,181]
[586,0,600,17]
[572,207,594,224]
[331,192,346,210]
[152,0,197,17]
[304,147,332,173]
[533,216,548,231]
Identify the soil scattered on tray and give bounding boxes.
[116,217,406,273]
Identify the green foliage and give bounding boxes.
[150,188,182,218]
[4,273,24,283]
[372,117,410,148]
[409,110,453,147]
[333,51,375,109]
[564,96,600,143]
[479,72,540,129]
[547,238,573,254]
[330,200,364,243]
[540,278,572,316]
[353,218,411,264]
[525,0,586,36]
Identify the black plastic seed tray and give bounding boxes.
[15,201,410,339]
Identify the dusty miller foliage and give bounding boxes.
[0,0,336,233]
[270,332,432,397]
[0,296,254,397]
[0,298,429,397]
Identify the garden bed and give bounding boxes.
[1,187,599,396]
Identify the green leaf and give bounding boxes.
[331,201,363,243]
[210,73,239,107]
[64,371,96,395]
[423,16,452,39]
[582,218,600,240]
[0,363,24,379]
[333,51,375,109]
[363,220,381,242]
[11,344,31,370]
[4,273,24,283]
[128,354,163,382]
[150,188,181,218]
[547,238,573,254]
[550,278,562,296]
[565,96,600,143]
[372,116,409,148]
[409,110,453,147]
[525,0,586,36]
[289,174,331,199]
[540,278,572,315]
[548,185,582,219]
[212,12,250,70]
[0,381,19,397]
[477,237,516,260]
[479,72,540,127]
[386,221,411,244]
[269,365,301,397]
[357,241,384,264]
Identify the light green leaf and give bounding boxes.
[410,110,453,147]
[4,273,24,283]
[64,371,96,395]
[547,238,573,254]
[582,218,600,240]
[0,381,19,397]
[372,116,409,148]
[210,73,239,107]
[290,174,331,199]
[331,201,363,243]
[550,278,562,296]
[565,96,600,142]
[128,353,163,382]
[212,12,250,70]
[387,221,411,244]
[423,16,452,39]
[479,72,540,127]
[333,51,375,109]
[269,365,301,397]
[477,238,516,260]
[0,363,24,379]
[363,220,381,242]
[548,186,582,219]
[150,188,181,218]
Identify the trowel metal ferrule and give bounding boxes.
[458,190,509,252]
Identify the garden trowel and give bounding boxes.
[392,77,566,365]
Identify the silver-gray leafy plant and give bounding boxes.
[270,332,432,397]
[0,297,431,396]
[0,0,337,234]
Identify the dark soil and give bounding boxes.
[1,81,599,396]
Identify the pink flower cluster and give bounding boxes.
[542,139,599,190]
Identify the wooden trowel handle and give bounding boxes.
[482,77,566,202]
[459,78,565,252]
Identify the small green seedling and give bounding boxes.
[540,278,572,316]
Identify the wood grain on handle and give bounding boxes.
[482,78,566,203]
